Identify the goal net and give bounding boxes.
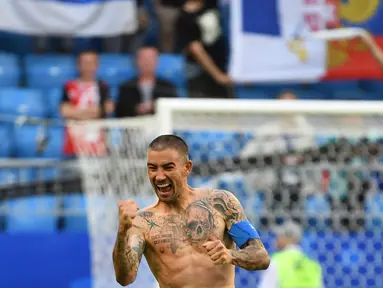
[69,116,160,288]
[70,98,383,288]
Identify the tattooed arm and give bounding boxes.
[113,215,146,286]
[230,238,270,271]
[213,190,270,271]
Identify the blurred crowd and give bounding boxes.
[41,0,233,111]
[57,0,235,155]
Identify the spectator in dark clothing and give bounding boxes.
[155,0,186,52]
[176,0,233,98]
[115,46,177,118]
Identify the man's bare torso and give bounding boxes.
[139,189,238,288]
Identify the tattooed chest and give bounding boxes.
[143,200,226,253]
[148,217,221,254]
[149,219,188,253]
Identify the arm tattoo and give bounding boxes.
[113,225,146,284]
[212,190,247,228]
[230,239,270,271]
[212,190,270,270]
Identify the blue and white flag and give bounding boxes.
[229,0,328,83]
[0,0,137,36]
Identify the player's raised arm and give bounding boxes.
[113,200,146,286]
[204,190,270,271]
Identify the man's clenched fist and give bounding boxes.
[118,200,139,231]
[203,239,233,265]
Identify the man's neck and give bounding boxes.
[139,74,155,83]
[284,244,301,251]
[79,76,95,83]
[160,186,196,213]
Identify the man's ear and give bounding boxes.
[184,159,193,176]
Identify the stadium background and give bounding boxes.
[0,0,383,288]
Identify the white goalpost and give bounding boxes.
[70,98,383,288]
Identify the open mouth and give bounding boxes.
[156,183,173,193]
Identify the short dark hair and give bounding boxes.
[148,134,189,159]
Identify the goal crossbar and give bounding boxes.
[65,99,383,133]
[157,98,383,115]
[155,98,383,136]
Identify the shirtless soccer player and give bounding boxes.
[113,135,270,288]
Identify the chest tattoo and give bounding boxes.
[144,197,227,254]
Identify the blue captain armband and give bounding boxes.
[228,221,260,248]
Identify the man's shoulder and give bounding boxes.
[64,79,77,89]
[156,78,176,88]
[97,80,109,89]
[208,189,236,201]
[132,206,159,231]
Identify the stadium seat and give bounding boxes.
[182,131,251,162]
[256,83,302,96]
[188,176,213,187]
[63,196,117,232]
[305,194,331,213]
[156,54,186,94]
[333,90,380,101]
[365,192,383,230]
[217,175,250,205]
[46,88,63,119]
[62,194,88,232]
[31,160,60,182]
[0,168,35,185]
[0,32,34,56]
[304,194,331,228]
[25,55,76,89]
[294,90,329,100]
[0,53,20,87]
[0,125,12,157]
[43,126,64,159]
[98,54,135,87]
[252,192,266,212]
[235,85,272,99]
[13,125,64,159]
[311,81,360,94]
[0,88,47,118]
[13,125,43,158]
[5,195,59,232]
[360,80,383,93]
[0,169,18,185]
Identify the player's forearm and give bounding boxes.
[113,230,142,286]
[230,239,270,271]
